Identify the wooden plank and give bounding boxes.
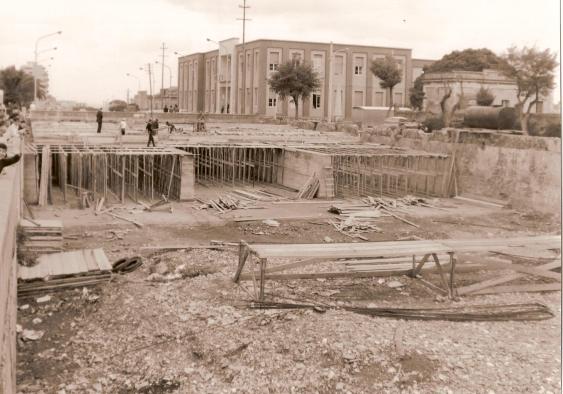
[239,270,422,281]
[485,260,561,281]
[470,283,561,295]
[456,260,561,295]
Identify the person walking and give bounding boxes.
[96,108,103,133]
[118,118,127,145]
[119,118,127,136]
[146,119,156,147]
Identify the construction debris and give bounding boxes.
[296,173,320,199]
[18,219,63,258]
[18,249,112,297]
[249,302,554,322]
[204,189,286,213]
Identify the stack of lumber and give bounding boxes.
[363,195,440,211]
[207,193,256,213]
[328,202,388,240]
[296,173,320,199]
[205,189,287,213]
[329,218,382,241]
[18,248,112,296]
[18,219,63,256]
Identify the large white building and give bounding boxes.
[178,38,432,120]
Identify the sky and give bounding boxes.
[1,0,560,107]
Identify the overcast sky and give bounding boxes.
[1,0,560,107]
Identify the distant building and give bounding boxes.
[133,90,150,111]
[153,87,178,111]
[132,88,178,112]
[21,62,50,94]
[421,69,551,114]
[178,38,432,120]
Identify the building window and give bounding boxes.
[312,94,321,109]
[268,97,277,107]
[354,65,363,75]
[334,56,344,75]
[269,52,280,72]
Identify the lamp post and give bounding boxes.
[154,61,173,88]
[327,42,349,123]
[139,64,154,117]
[126,73,141,90]
[34,31,62,102]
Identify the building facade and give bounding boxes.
[21,62,50,94]
[421,69,551,114]
[178,38,427,120]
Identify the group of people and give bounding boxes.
[0,102,27,175]
[163,104,179,113]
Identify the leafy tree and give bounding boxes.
[0,66,45,107]
[424,48,507,73]
[370,56,402,115]
[409,76,425,110]
[476,87,495,106]
[109,99,128,112]
[268,59,320,120]
[501,46,558,132]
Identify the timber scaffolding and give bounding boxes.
[177,144,285,185]
[286,145,454,198]
[26,144,193,205]
[173,142,453,198]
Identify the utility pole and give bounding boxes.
[160,42,168,92]
[237,0,250,114]
[144,63,153,117]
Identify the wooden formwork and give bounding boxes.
[179,145,284,185]
[30,145,188,204]
[330,153,453,198]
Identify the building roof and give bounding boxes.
[237,38,412,52]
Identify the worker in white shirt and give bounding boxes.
[119,119,127,135]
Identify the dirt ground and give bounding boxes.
[15,187,562,394]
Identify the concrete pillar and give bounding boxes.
[179,155,195,200]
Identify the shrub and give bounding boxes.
[476,87,495,106]
[422,117,445,132]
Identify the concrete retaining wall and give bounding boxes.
[0,140,21,394]
[30,110,262,124]
[280,150,332,197]
[366,128,561,214]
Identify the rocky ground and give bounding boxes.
[16,198,562,394]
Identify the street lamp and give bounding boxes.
[154,61,173,88]
[327,43,349,122]
[139,64,154,116]
[34,30,62,102]
[126,73,141,90]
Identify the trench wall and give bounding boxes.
[280,150,332,197]
[0,139,21,394]
[365,129,561,214]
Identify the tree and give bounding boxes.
[268,59,320,120]
[0,66,45,107]
[409,76,425,110]
[424,48,507,73]
[370,56,402,115]
[501,46,558,132]
[476,87,495,106]
[109,99,128,112]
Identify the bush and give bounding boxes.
[476,87,495,106]
[422,117,445,132]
